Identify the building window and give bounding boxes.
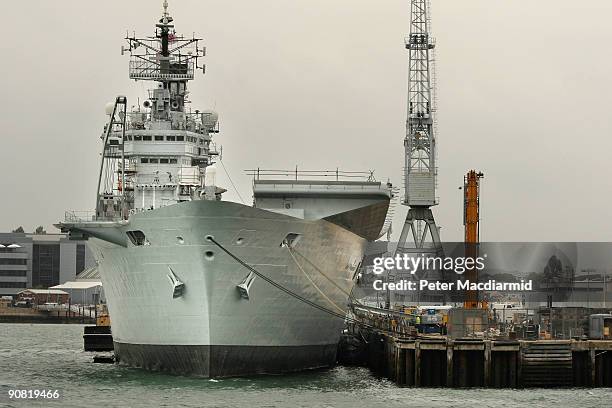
[32,244,60,288]
[0,259,27,265]
[76,244,86,274]
[0,282,27,288]
[0,270,27,277]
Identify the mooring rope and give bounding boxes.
[205,235,392,333]
[286,247,346,314]
[288,246,364,306]
[219,160,246,204]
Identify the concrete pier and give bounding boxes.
[357,333,612,387]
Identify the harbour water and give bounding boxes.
[0,324,610,407]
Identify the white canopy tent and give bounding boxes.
[51,280,103,305]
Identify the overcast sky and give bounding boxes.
[0,0,610,241]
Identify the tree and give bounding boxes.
[543,255,564,284]
[12,226,25,233]
[542,254,575,301]
[34,226,46,235]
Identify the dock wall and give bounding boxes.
[361,333,612,387]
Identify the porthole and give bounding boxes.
[126,230,147,246]
[280,233,301,248]
[205,251,214,261]
[176,236,185,245]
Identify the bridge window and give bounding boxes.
[169,159,178,164]
[140,158,149,163]
[134,135,142,141]
[143,136,152,141]
[160,158,169,164]
[149,158,159,164]
[167,136,176,141]
[155,136,164,141]
[176,136,185,142]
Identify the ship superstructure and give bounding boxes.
[58,2,393,377]
[97,0,220,222]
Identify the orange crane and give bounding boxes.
[463,170,484,309]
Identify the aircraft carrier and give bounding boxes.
[57,1,393,377]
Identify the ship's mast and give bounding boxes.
[394,1,443,299]
[159,1,172,75]
[123,0,206,116]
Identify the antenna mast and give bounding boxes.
[163,0,169,18]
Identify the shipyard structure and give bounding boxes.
[338,0,612,389]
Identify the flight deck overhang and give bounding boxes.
[253,179,393,241]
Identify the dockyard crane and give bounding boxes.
[392,0,444,305]
[463,170,484,309]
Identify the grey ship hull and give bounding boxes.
[81,200,366,377]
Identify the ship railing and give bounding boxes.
[124,112,216,133]
[246,168,377,182]
[64,211,97,223]
[64,211,123,223]
[129,59,194,81]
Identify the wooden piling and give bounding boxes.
[446,340,453,387]
[405,348,415,386]
[590,348,597,386]
[484,340,491,387]
[414,340,421,387]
